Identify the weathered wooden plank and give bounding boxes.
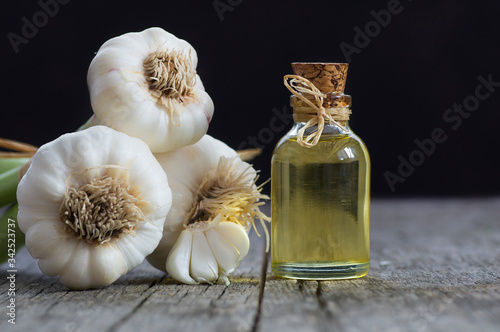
[257,198,500,332]
[107,228,268,332]
[1,198,499,332]
[0,222,268,332]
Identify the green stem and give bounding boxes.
[0,157,29,174]
[0,203,24,263]
[0,166,22,207]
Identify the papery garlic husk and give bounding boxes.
[17,126,172,290]
[147,135,269,284]
[86,27,214,153]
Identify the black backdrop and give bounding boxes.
[1,0,499,197]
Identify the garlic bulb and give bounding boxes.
[147,135,269,284]
[17,126,172,290]
[86,27,214,153]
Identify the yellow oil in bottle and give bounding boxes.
[271,132,370,280]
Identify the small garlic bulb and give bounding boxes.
[147,135,269,284]
[17,126,172,290]
[86,27,214,152]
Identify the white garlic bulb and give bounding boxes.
[17,126,172,290]
[147,135,269,284]
[86,27,214,153]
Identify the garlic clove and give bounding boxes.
[205,222,250,274]
[113,223,161,270]
[59,241,128,290]
[16,198,60,234]
[213,222,250,265]
[165,229,197,284]
[87,243,129,288]
[190,231,219,283]
[16,162,67,233]
[25,220,77,276]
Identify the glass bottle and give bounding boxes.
[271,63,370,280]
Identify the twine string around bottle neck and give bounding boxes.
[284,75,350,148]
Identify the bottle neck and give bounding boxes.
[290,120,351,136]
[291,93,351,123]
[291,92,352,136]
[283,72,352,147]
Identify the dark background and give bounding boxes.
[1,0,499,197]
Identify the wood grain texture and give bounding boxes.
[0,220,267,332]
[1,198,499,332]
[259,198,500,332]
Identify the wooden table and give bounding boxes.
[1,198,499,332]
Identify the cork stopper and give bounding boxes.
[291,63,348,94]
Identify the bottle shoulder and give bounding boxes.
[272,130,369,165]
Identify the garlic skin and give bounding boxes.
[147,135,269,284]
[17,126,172,290]
[87,27,214,153]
